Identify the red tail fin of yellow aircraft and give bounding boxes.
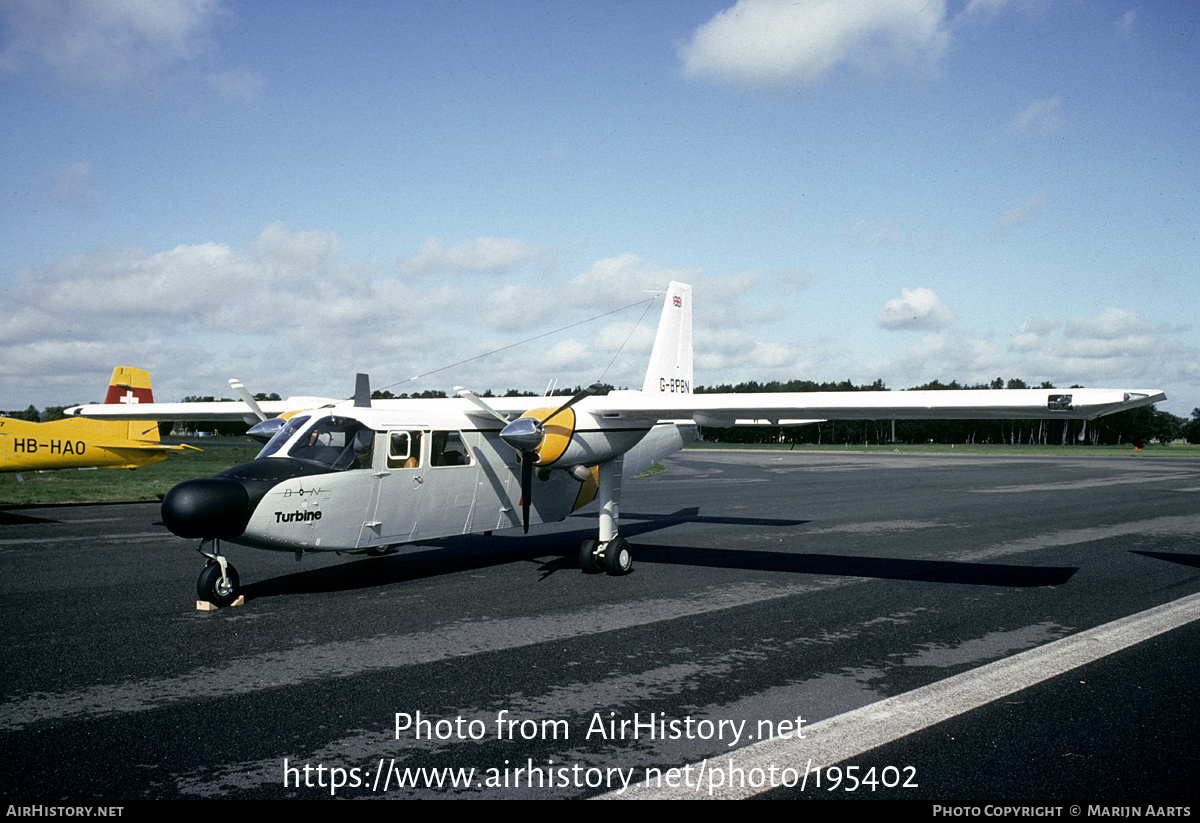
[104,366,155,406]
[102,366,164,444]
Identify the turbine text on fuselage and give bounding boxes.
[275,510,323,523]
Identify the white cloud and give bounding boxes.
[398,236,547,277]
[2,223,827,409]
[206,67,265,101]
[1009,316,1061,352]
[868,333,1005,387]
[695,327,803,376]
[876,287,957,331]
[1003,307,1190,391]
[0,0,220,96]
[2,228,792,406]
[1009,97,1063,136]
[538,338,597,375]
[955,0,1013,25]
[590,321,657,356]
[1064,307,1149,340]
[679,0,951,88]
[480,283,558,332]
[857,305,1191,401]
[0,224,394,401]
[993,192,1047,235]
[247,222,344,273]
[564,254,697,309]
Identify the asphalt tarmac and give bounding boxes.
[2,450,1198,802]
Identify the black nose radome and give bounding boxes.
[162,478,252,539]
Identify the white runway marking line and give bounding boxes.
[605,590,1200,800]
[0,531,166,547]
[0,580,845,730]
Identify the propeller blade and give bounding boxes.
[541,382,602,426]
[455,386,511,425]
[229,379,268,422]
[521,451,534,533]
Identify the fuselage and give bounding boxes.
[0,416,170,472]
[160,400,698,553]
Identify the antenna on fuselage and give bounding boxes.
[354,374,371,408]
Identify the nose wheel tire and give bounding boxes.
[197,561,240,607]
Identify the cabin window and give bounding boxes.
[285,416,375,471]
[387,430,422,469]
[430,430,472,467]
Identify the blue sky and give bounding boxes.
[2,0,1197,415]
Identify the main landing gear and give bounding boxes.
[579,536,633,575]
[578,456,633,575]
[196,540,240,607]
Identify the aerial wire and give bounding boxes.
[364,289,665,399]
[596,291,660,386]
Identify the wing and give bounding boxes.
[63,397,339,422]
[587,387,1165,427]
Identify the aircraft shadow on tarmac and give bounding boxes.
[631,545,1075,587]
[1132,550,1200,570]
[237,507,1075,600]
[0,510,61,526]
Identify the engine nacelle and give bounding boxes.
[507,407,651,468]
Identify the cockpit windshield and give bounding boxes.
[256,414,375,471]
[256,415,310,459]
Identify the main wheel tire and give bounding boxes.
[197,561,240,607]
[578,538,603,574]
[602,537,633,576]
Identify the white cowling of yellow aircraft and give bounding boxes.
[67,282,1165,606]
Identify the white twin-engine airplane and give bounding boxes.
[68,282,1164,606]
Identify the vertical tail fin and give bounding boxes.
[103,367,161,443]
[104,367,154,405]
[641,281,693,396]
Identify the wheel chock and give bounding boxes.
[195,595,245,611]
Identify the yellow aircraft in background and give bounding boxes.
[1,367,194,476]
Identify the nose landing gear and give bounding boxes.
[196,541,240,607]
